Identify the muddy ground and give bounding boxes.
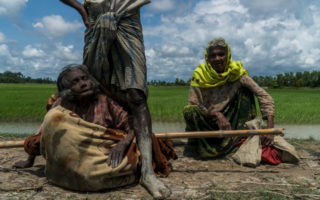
[0,136,319,200]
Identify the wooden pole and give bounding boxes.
[0,140,25,148]
[155,128,284,139]
[0,128,283,148]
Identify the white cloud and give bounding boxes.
[143,0,320,80]
[0,44,10,57]
[53,43,81,62]
[24,43,81,76]
[0,41,82,78]
[195,0,247,15]
[0,32,5,43]
[0,44,24,69]
[25,43,82,76]
[22,45,45,58]
[33,15,82,38]
[2,0,320,81]
[0,0,28,17]
[148,0,175,12]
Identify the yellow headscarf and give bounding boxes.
[191,38,249,88]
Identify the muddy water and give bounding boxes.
[0,122,41,134]
[0,121,319,139]
[276,124,320,139]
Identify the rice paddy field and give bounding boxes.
[0,83,319,124]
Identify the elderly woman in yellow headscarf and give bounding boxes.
[184,37,277,161]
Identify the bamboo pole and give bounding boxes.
[0,128,283,148]
[0,140,25,148]
[155,128,284,139]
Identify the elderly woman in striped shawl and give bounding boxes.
[184,37,298,165]
[13,64,177,197]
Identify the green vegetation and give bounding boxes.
[0,84,319,124]
[147,70,320,88]
[2,70,320,87]
[148,86,189,121]
[0,133,33,141]
[149,87,320,124]
[253,70,320,88]
[0,71,55,84]
[0,84,56,122]
[268,88,320,124]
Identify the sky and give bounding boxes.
[0,0,320,81]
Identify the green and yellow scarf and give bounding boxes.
[191,41,249,88]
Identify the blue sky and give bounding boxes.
[0,0,320,81]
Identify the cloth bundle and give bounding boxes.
[232,118,300,167]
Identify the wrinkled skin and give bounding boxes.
[126,89,171,199]
[208,47,227,73]
[12,155,35,168]
[207,46,274,146]
[208,111,231,130]
[66,69,94,99]
[107,130,134,168]
[262,115,275,146]
[67,70,136,162]
[208,111,274,146]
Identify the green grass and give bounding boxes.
[268,88,320,124]
[0,84,56,122]
[148,86,189,121]
[0,84,320,124]
[0,133,33,141]
[148,87,320,124]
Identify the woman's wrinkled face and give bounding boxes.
[208,47,227,73]
[66,69,93,99]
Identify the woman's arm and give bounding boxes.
[60,0,90,28]
[188,86,208,114]
[208,111,232,130]
[240,75,275,145]
[105,96,134,168]
[107,130,134,168]
[240,75,274,120]
[189,86,231,130]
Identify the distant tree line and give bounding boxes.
[0,71,55,84]
[148,70,320,88]
[148,78,191,86]
[1,70,320,87]
[252,71,320,88]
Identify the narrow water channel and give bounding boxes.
[0,122,319,140]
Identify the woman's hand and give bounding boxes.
[78,4,90,28]
[208,111,231,130]
[12,155,35,169]
[60,0,90,28]
[261,115,274,146]
[107,130,134,168]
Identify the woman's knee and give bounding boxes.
[126,89,146,105]
[183,105,201,120]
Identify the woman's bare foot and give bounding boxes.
[140,173,171,199]
[12,155,35,168]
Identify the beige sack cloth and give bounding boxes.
[232,135,261,167]
[40,106,140,191]
[273,136,300,163]
[232,118,299,167]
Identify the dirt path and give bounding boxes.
[0,138,319,200]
